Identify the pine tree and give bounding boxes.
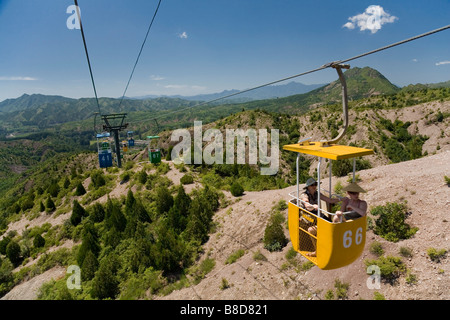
[75,181,86,196]
[47,181,60,197]
[155,186,173,215]
[77,221,100,267]
[33,234,45,248]
[71,200,86,226]
[91,255,119,300]
[184,196,211,244]
[174,185,191,215]
[154,222,186,273]
[81,250,99,281]
[105,198,126,232]
[167,185,191,231]
[89,202,105,223]
[45,196,56,213]
[63,177,70,189]
[125,189,136,214]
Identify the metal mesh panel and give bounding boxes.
[298,209,318,263]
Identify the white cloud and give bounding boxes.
[343,5,398,34]
[0,76,38,81]
[178,31,188,39]
[343,22,355,30]
[412,59,418,62]
[150,75,165,81]
[436,61,450,66]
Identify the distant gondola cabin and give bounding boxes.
[147,135,161,164]
[127,131,135,147]
[96,132,113,168]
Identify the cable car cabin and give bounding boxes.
[147,135,161,164]
[127,131,135,147]
[283,141,373,270]
[96,132,113,168]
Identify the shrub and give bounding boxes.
[427,248,447,262]
[365,256,406,283]
[6,240,21,266]
[225,249,245,264]
[137,169,147,185]
[445,175,450,186]
[180,174,194,185]
[399,246,413,258]
[230,181,244,197]
[263,214,287,252]
[33,234,46,248]
[253,250,268,262]
[369,241,384,256]
[370,202,418,242]
[220,278,230,290]
[373,292,385,300]
[90,169,106,189]
[334,279,350,300]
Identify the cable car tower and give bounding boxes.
[101,113,129,168]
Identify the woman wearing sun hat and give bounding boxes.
[333,182,368,223]
[300,177,340,218]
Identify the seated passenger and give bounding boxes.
[300,177,340,218]
[300,177,340,257]
[333,182,368,223]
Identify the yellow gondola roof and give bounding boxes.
[283,142,374,160]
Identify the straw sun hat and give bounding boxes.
[342,182,367,193]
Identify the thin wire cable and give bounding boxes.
[73,0,101,115]
[336,24,450,65]
[118,0,162,109]
[130,24,450,126]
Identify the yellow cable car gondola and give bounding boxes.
[283,64,374,270]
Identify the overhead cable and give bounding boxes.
[118,0,163,109]
[133,24,450,125]
[73,0,101,115]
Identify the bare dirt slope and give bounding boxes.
[158,150,449,300]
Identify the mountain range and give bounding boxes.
[0,66,449,134]
[131,81,326,102]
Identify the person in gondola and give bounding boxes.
[333,182,368,223]
[300,177,340,257]
[300,177,340,218]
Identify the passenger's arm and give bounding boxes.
[347,200,368,217]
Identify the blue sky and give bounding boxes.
[0,0,449,102]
